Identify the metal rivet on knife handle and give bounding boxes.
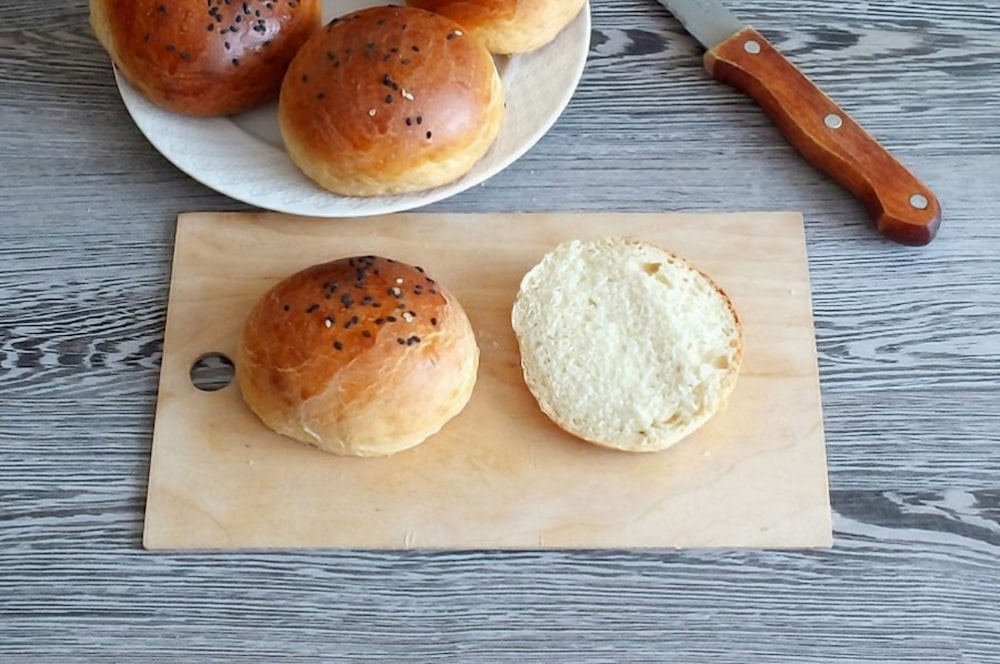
[824,114,843,130]
[910,194,930,210]
[743,40,761,54]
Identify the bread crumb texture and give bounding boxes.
[511,237,743,453]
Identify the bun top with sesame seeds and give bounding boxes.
[277,5,505,197]
[406,0,587,55]
[236,255,480,458]
[89,0,323,117]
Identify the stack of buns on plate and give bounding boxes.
[90,1,587,196]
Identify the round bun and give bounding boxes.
[278,6,505,197]
[406,0,587,54]
[237,255,480,457]
[511,237,744,453]
[89,0,323,116]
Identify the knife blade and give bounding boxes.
[657,0,941,246]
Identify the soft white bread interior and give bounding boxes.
[511,237,744,453]
[237,256,479,457]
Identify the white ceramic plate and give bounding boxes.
[113,0,591,217]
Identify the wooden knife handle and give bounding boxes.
[705,27,941,246]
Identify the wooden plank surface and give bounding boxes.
[1,0,998,661]
[144,211,829,550]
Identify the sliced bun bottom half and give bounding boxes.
[511,237,744,453]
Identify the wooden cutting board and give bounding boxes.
[143,211,832,551]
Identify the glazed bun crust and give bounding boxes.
[236,256,480,457]
[90,0,323,116]
[278,6,505,197]
[406,0,586,54]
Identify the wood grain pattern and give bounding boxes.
[2,0,999,661]
[705,27,942,246]
[144,211,829,551]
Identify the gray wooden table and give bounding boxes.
[2,1,998,661]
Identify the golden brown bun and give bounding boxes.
[236,256,480,457]
[278,6,505,197]
[89,0,323,117]
[406,0,586,54]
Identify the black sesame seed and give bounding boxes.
[401,59,411,65]
[362,330,372,338]
[377,19,385,25]
[397,338,406,345]
[411,45,420,52]
[407,336,421,346]
[166,44,176,52]
[302,74,309,83]
[426,131,433,139]
[306,304,319,314]
[426,277,436,284]
[317,92,326,100]
[180,51,190,60]
[224,41,231,50]
[341,293,354,308]
[407,310,417,318]
[415,266,425,273]
[232,58,240,66]
[207,24,215,31]
[416,116,423,125]
[158,4,168,13]
[334,341,343,351]
[375,318,386,325]
[387,316,397,323]
[405,117,412,126]
[431,317,438,326]
[447,33,456,40]
[283,304,290,312]
[362,295,373,305]
[385,94,393,104]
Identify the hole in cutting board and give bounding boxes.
[190,353,235,392]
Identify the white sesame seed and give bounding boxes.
[402,312,415,322]
[368,108,377,117]
[324,318,333,328]
[454,30,463,36]
[401,89,414,101]
[390,287,402,297]
[395,277,404,284]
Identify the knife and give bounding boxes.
[657,0,941,246]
